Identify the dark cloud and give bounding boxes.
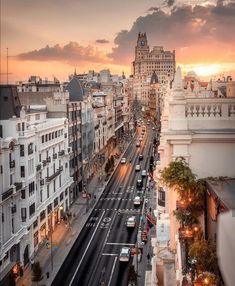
[17,42,110,64]
[96,39,110,44]
[109,2,235,65]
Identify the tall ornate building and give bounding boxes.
[132,32,176,104]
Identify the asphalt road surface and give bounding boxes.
[52,125,154,286]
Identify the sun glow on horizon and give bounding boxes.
[180,62,235,79]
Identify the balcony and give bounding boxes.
[58,150,65,156]
[46,157,51,163]
[46,168,61,182]
[9,160,15,169]
[2,187,14,201]
[53,153,57,160]
[178,225,200,240]
[15,182,23,191]
[42,160,47,167]
[28,149,33,155]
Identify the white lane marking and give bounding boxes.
[108,257,118,286]
[106,242,135,246]
[69,210,105,286]
[102,253,117,256]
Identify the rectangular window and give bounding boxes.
[29,203,35,217]
[29,181,35,196]
[21,189,26,199]
[28,143,33,155]
[40,189,43,202]
[40,210,45,222]
[20,166,25,177]
[20,145,24,156]
[47,185,50,199]
[42,135,44,143]
[53,180,56,193]
[21,208,27,222]
[33,219,38,229]
[34,231,39,247]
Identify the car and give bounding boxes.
[133,196,141,206]
[136,141,140,147]
[141,170,147,177]
[126,216,136,228]
[141,132,145,136]
[119,247,130,262]
[135,164,141,171]
[152,127,155,130]
[137,178,143,188]
[139,154,143,160]
[147,122,150,125]
[121,158,126,164]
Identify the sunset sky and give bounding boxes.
[1,0,235,83]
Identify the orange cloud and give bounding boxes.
[17,42,112,65]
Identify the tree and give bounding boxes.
[31,261,43,285]
[110,155,115,168]
[128,265,138,286]
[104,159,111,174]
[189,238,218,274]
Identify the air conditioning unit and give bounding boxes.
[40,179,44,186]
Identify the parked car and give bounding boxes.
[126,216,136,228]
[121,157,126,164]
[135,165,141,171]
[139,154,143,160]
[119,247,130,262]
[136,141,140,147]
[141,170,147,177]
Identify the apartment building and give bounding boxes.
[151,67,235,285]
[0,85,72,286]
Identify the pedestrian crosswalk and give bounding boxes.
[94,208,140,213]
[100,197,133,201]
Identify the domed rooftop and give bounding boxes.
[66,76,84,101]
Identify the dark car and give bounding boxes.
[139,154,143,160]
[137,179,143,188]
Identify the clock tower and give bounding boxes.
[135,32,149,60]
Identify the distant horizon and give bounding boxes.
[1,0,235,83]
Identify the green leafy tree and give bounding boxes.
[31,261,43,285]
[104,159,111,174]
[189,238,218,274]
[110,155,115,168]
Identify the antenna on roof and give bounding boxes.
[0,48,13,84]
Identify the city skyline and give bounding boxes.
[1,0,235,82]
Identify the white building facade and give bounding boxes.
[0,85,73,285]
[150,68,235,285]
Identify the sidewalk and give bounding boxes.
[16,139,130,286]
[17,168,106,286]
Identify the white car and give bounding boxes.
[133,196,141,206]
[121,158,126,164]
[135,164,141,171]
[126,216,136,228]
[136,141,140,147]
[141,170,147,177]
[119,247,130,262]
